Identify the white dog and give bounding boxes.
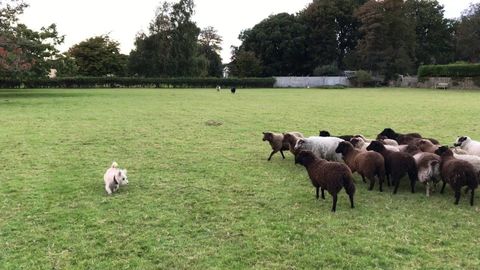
[104,162,128,195]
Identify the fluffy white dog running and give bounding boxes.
[104,162,128,195]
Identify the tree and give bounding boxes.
[300,0,365,72]
[238,13,308,76]
[456,3,480,63]
[128,0,207,77]
[229,47,262,77]
[68,35,127,76]
[354,0,416,79]
[198,27,223,77]
[0,0,64,78]
[405,0,455,67]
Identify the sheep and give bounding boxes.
[282,132,305,155]
[405,145,441,196]
[451,150,480,177]
[376,135,399,147]
[434,146,478,205]
[454,136,480,156]
[366,141,418,194]
[295,151,356,212]
[416,139,439,153]
[319,130,353,141]
[377,128,422,145]
[350,137,400,152]
[295,136,344,161]
[231,87,236,94]
[262,132,289,161]
[335,141,386,192]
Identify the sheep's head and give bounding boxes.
[377,128,397,140]
[350,137,364,148]
[262,132,273,142]
[295,151,315,166]
[454,136,470,147]
[294,138,306,151]
[319,130,331,137]
[366,140,386,152]
[417,139,435,150]
[404,144,420,155]
[434,146,453,157]
[335,141,354,155]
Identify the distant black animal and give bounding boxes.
[231,87,236,94]
[319,130,353,141]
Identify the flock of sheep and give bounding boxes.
[262,128,480,212]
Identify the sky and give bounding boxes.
[20,0,475,63]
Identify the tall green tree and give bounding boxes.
[238,13,308,76]
[129,0,207,77]
[0,0,64,78]
[405,0,455,67]
[68,35,127,76]
[456,3,480,63]
[229,47,262,77]
[354,0,416,79]
[198,26,223,77]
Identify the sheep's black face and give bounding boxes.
[262,133,272,141]
[377,128,397,140]
[319,130,331,137]
[434,146,452,157]
[335,141,351,155]
[350,138,361,147]
[366,141,385,152]
[454,136,468,147]
[295,151,314,166]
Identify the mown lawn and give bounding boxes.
[1,88,480,269]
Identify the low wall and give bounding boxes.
[274,76,350,88]
[417,77,479,89]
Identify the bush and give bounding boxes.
[418,64,480,78]
[349,70,373,87]
[0,77,276,89]
[313,64,340,76]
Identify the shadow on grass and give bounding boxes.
[0,90,95,99]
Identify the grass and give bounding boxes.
[1,88,480,269]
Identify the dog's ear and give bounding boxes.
[118,171,122,177]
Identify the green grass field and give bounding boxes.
[1,88,480,269]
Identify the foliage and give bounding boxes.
[0,76,276,88]
[349,69,373,87]
[228,48,263,77]
[68,35,127,77]
[49,53,79,77]
[456,3,480,63]
[313,64,340,76]
[238,13,309,76]
[418,63,480,77]
[405,0,456,66]
[198,27,223,77]
[0,0,64,78]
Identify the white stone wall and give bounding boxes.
[274,76,350,88]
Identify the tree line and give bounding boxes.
[0,0,479,80]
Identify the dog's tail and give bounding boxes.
[111,161,118,168]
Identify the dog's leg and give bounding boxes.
[105,185,113,195]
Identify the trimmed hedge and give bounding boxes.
[418,64,480,78]
[0,77,276,89]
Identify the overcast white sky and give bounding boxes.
[21,0,474,63]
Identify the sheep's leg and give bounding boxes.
[267,150,277,161]
[410,179,416,194]
[426,182,430,197]
[368,176,375,191]
[280,150,285,159]
[440,181,447,194]
[465,187,470,195]
[386,174,391,187]
[321,188,325,200]
[470,188,475,206]
[331,194,338,212]
[347,192,355,209]
[393,177,400,194]
[454,189,461,205]
[315,186,319,200]
[361,174,366,183]
[378,174,384,192]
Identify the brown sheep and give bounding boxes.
[416,139,439,153]
[335,141,386,192]
[295,151,356,212]
[366,141,418,194]
[434,146,478,205]
[262,132,289,161]
[282,132,304,156]
[406,145,441,197]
